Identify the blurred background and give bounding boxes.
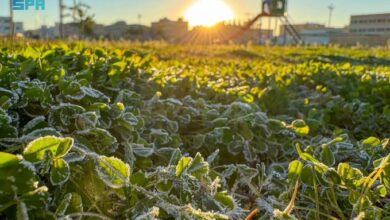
[1,0,390,46]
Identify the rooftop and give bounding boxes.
[351,12,390,17]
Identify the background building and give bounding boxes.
[350,13,390,35]
[279,23,326,37]
[331,13,390,46]
[300,28,346,45]
[151,18,189,43]
[0,17,23,36]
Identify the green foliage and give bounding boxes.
[0,43,389,219]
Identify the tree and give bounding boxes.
[68,0,95,38]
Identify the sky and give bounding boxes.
[0,0,390,30]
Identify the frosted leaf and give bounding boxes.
[48,104,85,132]
[24,128,62,140]
[132,144,154,158]
[50,158,70,185]
[0,88,19,105]
[22,116,47,135]
[75,128,117,154]
[187,153,209,179]
[75,112,98,130]
[55,193,72,216]
[23,136,74,162]
[80,86,110,102]
[95,156,130,188]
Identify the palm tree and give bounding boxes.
[68,0,95,38]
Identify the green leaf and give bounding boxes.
[95,156,131,188]
[383,165,390,189]
[0,152,22,168]
[24,46,40,59]
[322,168,341,185]
[50,158,70,185]
[295,143,319,164]
[236,165,258,182]
[237,121,254,140]
[75,128,117,154]
[321,145,335,166]
[22,116,48,135]
[132,144,154,158]
[130,171,148,187]
[135,157,153,169]
[376,185,388,197]
[0,161,38,197]
[301,165,315,186]
[48,104,85,132]
[55,138,74,158]
[0,108,18,138]
[292,120,310,137]
[337,162,363,184]
[362,137,381,148]
[67,193,83,214]
[176,156,192,177]
[207,149,220,165]
[23,136,74,162]
[187,153,209,179]
[215,192,235,209]
[55,193,72,216]
[288,160,303,185]
[156,180,173,192]
[268,119,287,130]
[337,163,352,181]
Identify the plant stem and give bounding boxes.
[245,208,259,220]
[312,173,321,220]
[330,187,347,220]
[283,181,299,215]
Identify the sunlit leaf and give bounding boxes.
[50,158,70,185]
[95,156,131,188]
[187,153,209,179]
[288,160,303,185]
[23,136,74,162]
[214,192,235,209]
[176,156,192,177]
[362,137,381,148]
[292,120,310,137]
[0,152,22,168]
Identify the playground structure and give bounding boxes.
[229,0,301,44]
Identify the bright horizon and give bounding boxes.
[0,0,390,30]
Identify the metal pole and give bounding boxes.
[268,16,272,43]
[274,17,278,43]
[9,0,15,38]
[138,14,142,25]
[59,0,64,38]
[328,4,334,27]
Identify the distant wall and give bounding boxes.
[330,34,390,46]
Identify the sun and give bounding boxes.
[185,0,235,27]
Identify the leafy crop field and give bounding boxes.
[0,42,389,220]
